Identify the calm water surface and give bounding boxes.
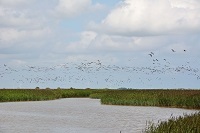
[0,98,198,133]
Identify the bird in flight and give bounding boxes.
[171,49,176,52]
[148,54,153,57]
[148,52,154,57]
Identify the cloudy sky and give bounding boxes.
[0,0,200,89]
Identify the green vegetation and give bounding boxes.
[1,89,200,109]
[0,89,96,102]
[90,89,200,109]
[145,112,200,133]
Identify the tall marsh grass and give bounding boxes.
[145,112,200,133]
[0,89,95,102]
[1,89,200,109]
[90,89,200,109]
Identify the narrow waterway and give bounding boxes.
[0,98,198,133]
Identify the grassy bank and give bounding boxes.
[145,112,200,133]
[1,89,200,109]
[0,89,97,102]
[90,89,200,109]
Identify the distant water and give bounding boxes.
[0,98,198,133]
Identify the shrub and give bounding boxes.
[35,87,40,90]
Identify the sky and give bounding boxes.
[0,0,200,89]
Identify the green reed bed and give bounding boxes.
[0,89,96,102]
[0,89,56,102]
[145,112,200,133]
[1,89,200,109]
[56,89,96,98]
[90,89,200,109]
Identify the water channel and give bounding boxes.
[0,98,198,133]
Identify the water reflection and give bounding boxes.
[0,98,198,133]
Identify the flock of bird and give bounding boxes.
[0,49,200,88]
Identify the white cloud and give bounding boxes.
[88,34,168,52]
[92,0,200,36]
[0,0,199,62]
[54,0,106,18]
[0,7,46,29]
[55,0,91,18]
[58,29,200,55]
[64,31,97,52]
[0,0,35,8]
[60,30,167,53]
[0,0,54,51]
[0,28,52,49]
[90,3,106,11]
[170,0,200,9]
